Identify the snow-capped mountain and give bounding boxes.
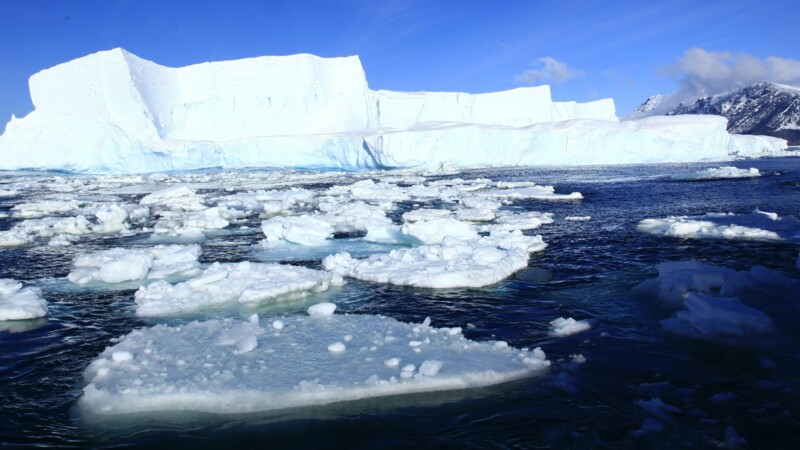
[636,83,800,145]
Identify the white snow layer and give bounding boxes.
[67,245,202,285]
[80,309,549,414]
[134,261,344,316]
[0,279,48,321]
[637,210,800,242]
[670,166,761,180]
[0,48,787,174]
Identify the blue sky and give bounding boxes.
[1,0,798,123]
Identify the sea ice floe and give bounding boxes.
[477,185,583,200]
[548,317,591,337]
[634,261,799,343]
[670,166,761,181]
[10,199,90,219]
[564,216,591,222]
[637,210,800,242]
[0,279,48,321]
[80,308,549,415]
[134,261,344,316]
[215,188,314,214]
[323,233,546,288]
[479,211,555,232]
[67,245,202,286]
[402,209,454,223]
[260,215,334,246]
[140,186,206,211]
[314,200,393,233]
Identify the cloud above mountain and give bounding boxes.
[631,48,800,118]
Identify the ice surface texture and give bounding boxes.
[0,49,786,174]
[0,279,48,321]
[134,261,344,316]
[80,309,549,415]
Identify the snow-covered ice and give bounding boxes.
[0,49,787,174]
[67,245,202,286]
[637,210,800,243]
[323,232,546,288]
[670,166,761,181]
[80,309,549,414]
[134,261,344,316]
[0,279,48,321]
[260,215,334,246]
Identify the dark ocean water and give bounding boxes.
[2,158,800,449]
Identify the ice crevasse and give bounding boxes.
[0,48,787,174]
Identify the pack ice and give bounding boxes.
[80,306,549,415]
[0,49,787,174]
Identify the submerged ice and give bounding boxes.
[80,307,550,415]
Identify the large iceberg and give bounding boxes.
[0,49,787,174]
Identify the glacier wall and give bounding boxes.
[0,48,788,174]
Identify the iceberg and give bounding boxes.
[0,49,787,174]
[80,308,549,415]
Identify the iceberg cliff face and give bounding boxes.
[0,48,787,173]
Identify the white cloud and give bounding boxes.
[658,48,800,109]
[517,57,583,84]
[631,48,800,118]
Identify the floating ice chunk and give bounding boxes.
[402,209,453,223]
[635,397,682,422]
[456,195,502,221]
[134,262,343,316]
[315,200,393,233]
[635,261,797,344]
[480,211,554,232]
[68,245,202,286]
[216,188,314,213]
[261,215,333,246]
[308,302,337,318]
[670,166,760,181]
[0,189,18,197]
[636,210,800,243]
[633,260,780,309]
[323,234,545,288]
[11,200,85,218]
[0,279,48,321]
[484,230,548,253]
[661,292,775,338]
[401,218,477,245]
[80,313,549,415]
[140,187,206,211]
[477,185,583,200]
[327,342,346,353]
[565,216,591,222]
[92,204,130,233]
[548,317,591,337]
[0,229,35,248]
[327,179,411,203]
